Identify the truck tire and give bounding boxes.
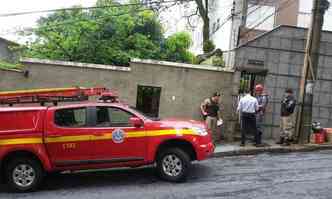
[5,157,44,192]
[157,148,191,182]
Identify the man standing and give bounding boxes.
[277,88,296,146]
[237,89,261,147]
[255,84,269,142]
[201,92,221,143]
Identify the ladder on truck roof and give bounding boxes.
[0,87,118,106]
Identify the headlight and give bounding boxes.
[192,127,208,136]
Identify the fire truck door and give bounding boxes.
[45,107,93,167]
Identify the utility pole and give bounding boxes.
[296,0,330,144]
[237,0,248,47]
[240,0,248,27]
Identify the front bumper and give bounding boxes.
[196,142,215,160]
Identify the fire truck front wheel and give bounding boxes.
[5,157,44,192]
[157,148,191,182]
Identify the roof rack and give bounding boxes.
[0,87,117,106]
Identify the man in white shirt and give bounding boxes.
[237,89,261,147]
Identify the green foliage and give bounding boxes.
[199,49,224,67]
[163,32,195,63]
[203,40,215,53]
[23,0,194,66]
[239,79,250,94]
[0,59,23,70]
[212,56,225,67]
[201,55,225,67]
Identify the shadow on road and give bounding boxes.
[0,162,211,193]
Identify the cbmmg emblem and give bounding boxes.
[112,129,125,143]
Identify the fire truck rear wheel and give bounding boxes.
[157,148,191,182]
[5,157,44,192]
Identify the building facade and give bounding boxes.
[229,25,332,139]
[227,0,300,51]
[0,37,18,62]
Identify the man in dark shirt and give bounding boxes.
[201,92,221,143]
[277,88,296,146]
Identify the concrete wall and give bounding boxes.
[130,59,234,121]
[233,25,332,139]
[0,58,234,135]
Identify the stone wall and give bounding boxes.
[233,26,332,139]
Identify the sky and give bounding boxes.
[0,0,330,52]
[0,0,97,41]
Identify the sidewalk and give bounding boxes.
[213,140,332,157]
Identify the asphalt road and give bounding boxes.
[2,150,332,199]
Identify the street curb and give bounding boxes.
[212,144,332,157]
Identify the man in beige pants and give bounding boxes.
[201,92,221,143]
[277,88,296,146]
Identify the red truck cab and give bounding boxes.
[0,102,214,192]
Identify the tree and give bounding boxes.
[146,0,212,53]
[194,0,210,51]
[163,32,195,63]
[23,0,194,66]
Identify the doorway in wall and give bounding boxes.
[239,71,266,95]
[233,70,267,140]
[136,85,162,118]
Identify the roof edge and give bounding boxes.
[231,25,318,51]
[20,58,131,72]
[0,68,23,73]
[0,37,19,46]
[130,58,234,73]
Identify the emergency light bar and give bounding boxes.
[0,87,117,106]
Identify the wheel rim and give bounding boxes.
[12,164,36,188]
[162,154,183,177]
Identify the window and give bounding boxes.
[55,108,87,127]
[239,71,266,95]
[136,85,161,118]
[96,107,134,127]
[96,107,111,127]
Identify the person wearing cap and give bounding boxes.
[201,92,222,143]
[255,84,269,143]
[237,88,261,147]
[277,88,296,146]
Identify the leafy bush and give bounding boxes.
[203,40,215,53]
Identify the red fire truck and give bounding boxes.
[0,87,214,192]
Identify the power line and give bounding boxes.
[14,8,152,34]
[1,0,263,36]
[14,8,154,56]
[210,14,232,35]
[244,0,285,30]
[210,2,262,36]
[240,0,297,39]
[224,0,296,51]
[0,0,181,18]
[2,0,231,37]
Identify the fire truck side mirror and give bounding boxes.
[130,117,143,128]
